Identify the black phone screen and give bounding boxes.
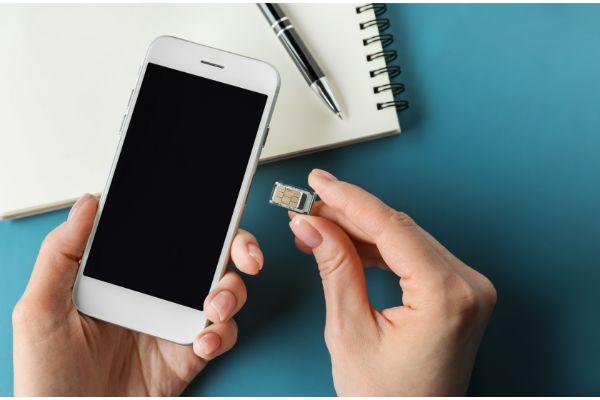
[83,63,268,310]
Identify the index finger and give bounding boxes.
[308,169,448,280]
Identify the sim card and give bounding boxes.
[269,182,316,214]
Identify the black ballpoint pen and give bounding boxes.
[258,3,343,119]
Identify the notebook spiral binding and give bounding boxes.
[357,3,409,112]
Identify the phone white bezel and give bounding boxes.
[72,36,280,345]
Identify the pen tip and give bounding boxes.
[337,112,343,120]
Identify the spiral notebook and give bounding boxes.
[0,4,407,219]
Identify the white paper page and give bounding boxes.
[0,4,399,218]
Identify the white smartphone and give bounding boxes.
[73,36,279,344]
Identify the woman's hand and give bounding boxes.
[289,170,497,396]
[13,194,264,396]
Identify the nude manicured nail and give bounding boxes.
[194,333,221,356]
[247,242,264,270]
[289,217,323,249]
[68,193,93,221]
[311,169,337,182]
[210,290,236,322]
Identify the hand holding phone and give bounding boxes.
[13,194,263,395]
[72,36,279,344]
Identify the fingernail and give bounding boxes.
[194,332,221,357]
[68,193,93,221]
[312,169,337,182]
[247,242,264,270]
[289,217,323,249]
[210,291,236,322]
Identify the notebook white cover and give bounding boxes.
[0,4,400,219]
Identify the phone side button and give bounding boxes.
[119,114,127,134]
[262,127,270,148]
[127,89,134,108]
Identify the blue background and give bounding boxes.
[2,4,600,396]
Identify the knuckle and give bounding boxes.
[12,300,35,328]
[435,270,499,323]
[478,274,498,309]
[40,231,57,253]
[324,321,349,353]
[12,301,25,326]
[389,210,415,228]
[420,263,497,337]
[317,250,352,280]
[40,224,79,262]
[215,320,238,354]
[377,209,416,241]
[228,319,239,343]
[238,284,248,307]
[453,279,480,317]
[324,318,376,357]
[227,269,245,287]
[436,273,480,320]
[12,296,65,335]
[432,271,500,338]
[228,273,247,305]
[40,228,67,260]
[427,270,456,294]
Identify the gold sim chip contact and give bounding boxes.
[269,182,316,214]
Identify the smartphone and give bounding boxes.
[72,36,279,344]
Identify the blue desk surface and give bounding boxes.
[2,4,600,395]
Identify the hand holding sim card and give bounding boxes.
[277,169,497,397]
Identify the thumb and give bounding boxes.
[289,214,374,330]
[24,194,98,312]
